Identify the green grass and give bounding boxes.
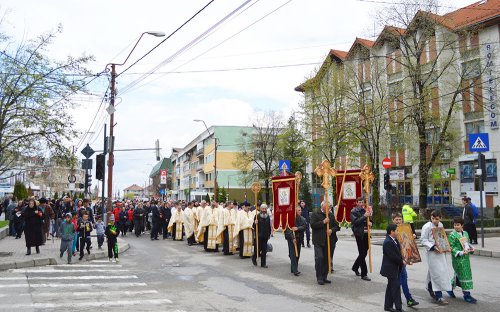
[0,220,9,228]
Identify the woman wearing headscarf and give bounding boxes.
[23,199,44,255]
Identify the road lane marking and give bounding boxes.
[0,282,147,288]
[0,290,159,298]
[9,269,130,273]
[6,298,174,309]
[0,275,137,280]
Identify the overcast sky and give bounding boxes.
[1,0,474,194]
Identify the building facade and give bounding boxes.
[297,0,500,209]
[169,125,254,202]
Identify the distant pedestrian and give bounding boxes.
[59,213,75,264]
[105,217,119,262]
[402,201,418,237]
[13,204,24,239]
[95,216,105,249]
[23,199,44,255]
[6,197,17,236]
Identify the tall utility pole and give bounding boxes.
[107,64,116,212]
[102,123,107,219]
[104,31,165,211]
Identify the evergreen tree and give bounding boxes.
[278,113,312,207]
[53,191,59,200]
[13,181,28,200]
[205,193,211,203]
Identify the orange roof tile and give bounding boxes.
[444,0,500,29]
[330,49,348,60]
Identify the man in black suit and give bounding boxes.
[252,204,272,268]
[380,224,404,312]
[310,201,340,285]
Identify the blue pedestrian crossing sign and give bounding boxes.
[278,159,291,172]
[469,133,489,152]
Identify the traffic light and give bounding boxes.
[384,172,391,190]
[85,172,92,192]
[477,153,486,181]
[96,154,105,180]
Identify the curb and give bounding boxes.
[0,239,129,271]
[0,226,8,240]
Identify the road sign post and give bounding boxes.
[278,160,291,176]
[469,133,489,248]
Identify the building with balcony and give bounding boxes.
[296,0,500,209]
[169,125,254,202]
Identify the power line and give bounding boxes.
[121,0,295,95]
[352,0,500,12]
[117,0,218,78]
[118,0,256,95]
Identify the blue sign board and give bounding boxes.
[159,189,166,195]
[469,133,489,152]
[278,159,291,172]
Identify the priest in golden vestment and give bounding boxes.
[167,203,184,241]
[183,201,196,245]
[234,201,255,258]
[218,201,237,255]
[194,200,207,243]
[198,201,220,252]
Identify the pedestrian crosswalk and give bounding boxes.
[0,260,182,311]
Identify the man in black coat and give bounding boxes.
[300,200,311,248]
[133,202,145,237]
[285,206,307,276]
[252,204,272,268]
[150,202,160,240]
[380,224,404,312]
[350,197,371,281]
[310,201,340,285]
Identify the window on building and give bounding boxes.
[465,121,485,135]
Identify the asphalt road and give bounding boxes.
[0,232,499,312]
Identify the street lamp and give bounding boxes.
[194,119,217,201]
[105,31,165,212]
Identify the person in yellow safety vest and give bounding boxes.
[402,203,418,238]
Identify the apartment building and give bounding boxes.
[296,0,500,209]
[169,126,254,202]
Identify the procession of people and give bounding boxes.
[2,192,480,311]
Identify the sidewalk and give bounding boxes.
[337,227,500,258]
[0,226,129,271]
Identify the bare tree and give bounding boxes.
[0,25,94,176]
[344,49,392,222]
[376,0,486,209]
[234,111,283,204]
[298,57,351,166]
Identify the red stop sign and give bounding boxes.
[382,158,392,169]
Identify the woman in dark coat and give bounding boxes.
[23,199,44,255]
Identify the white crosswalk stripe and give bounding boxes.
[0,260,175,310]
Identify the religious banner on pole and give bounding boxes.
[334,169,362,224]
[271,174,297,230]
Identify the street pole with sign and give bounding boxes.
[469,133,489,248]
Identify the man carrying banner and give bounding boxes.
[235,201,254,259]
[252,204,272,268]
[285,205,307,276]
[351,197,372,281]
[311,201,340,285]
